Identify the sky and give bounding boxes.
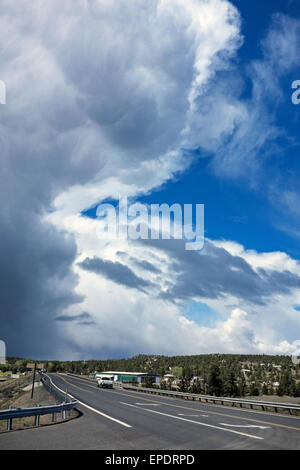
[1,0,300,360]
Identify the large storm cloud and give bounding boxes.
[0,0,242,358]
[1,1,299,359]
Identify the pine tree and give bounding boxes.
[249,382,260,396]
[208,365,223,396]
[237,374,247,397]
[223,371,238,397]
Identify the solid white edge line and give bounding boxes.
[45,373,132,428]
[120,402,263,440]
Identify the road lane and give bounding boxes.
[53,373,300,430]
[41,373,300,450]
[1,372,299,450]
[45,373,132,428]
[119,401,264,440]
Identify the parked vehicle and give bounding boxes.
[97,376,114,389]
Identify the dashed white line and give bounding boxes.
[120,402,263,440]
[120,402,138,408]
[219,423,271,430]
[135,403,160,406]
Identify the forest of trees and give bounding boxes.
[1,354,300,398]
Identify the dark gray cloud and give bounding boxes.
[0,6,107,358]
[139,239,300,305]
[130,258,161,274]
[117,252,161,274]
[56,312,92,322]
[0,212,83,358]
[78,257,153,292]
[0,0,219,359]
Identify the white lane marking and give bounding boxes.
[120,402,263,440]
[178,414,208,417]
[219,423,271,430]
[120,402,137,408]
[45,374,132,428]
[73,400,132,428]
[135,403,160,406]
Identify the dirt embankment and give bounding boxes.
[0,375,80,432]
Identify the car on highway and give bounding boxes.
[97,376,114,389]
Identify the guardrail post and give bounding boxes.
[35,404,40,426]
[7,406,12,431]
[62,404,66,420]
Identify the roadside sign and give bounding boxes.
[27,363,44,369]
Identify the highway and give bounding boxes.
[1,373,300,449]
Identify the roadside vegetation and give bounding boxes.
[2,354,300,399]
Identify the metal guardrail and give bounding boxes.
[121,385,300,415]
[0,374,77,431]
[48,373,300,415]
[42,374,74,403]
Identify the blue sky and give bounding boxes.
[232,0,300,58]
[82,0,300,257]
[184,301,219,328]
[81,6,300,270]
[136,0,300,259]
[1,0,300,359]
[140,0,300,258]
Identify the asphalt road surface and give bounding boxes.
[1,373,300,450]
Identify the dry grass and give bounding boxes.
[0,375,80,433]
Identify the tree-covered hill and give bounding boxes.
[2,353,300,398]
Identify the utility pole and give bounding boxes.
[31,362,37,399]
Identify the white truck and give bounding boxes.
[97,376,114,389]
